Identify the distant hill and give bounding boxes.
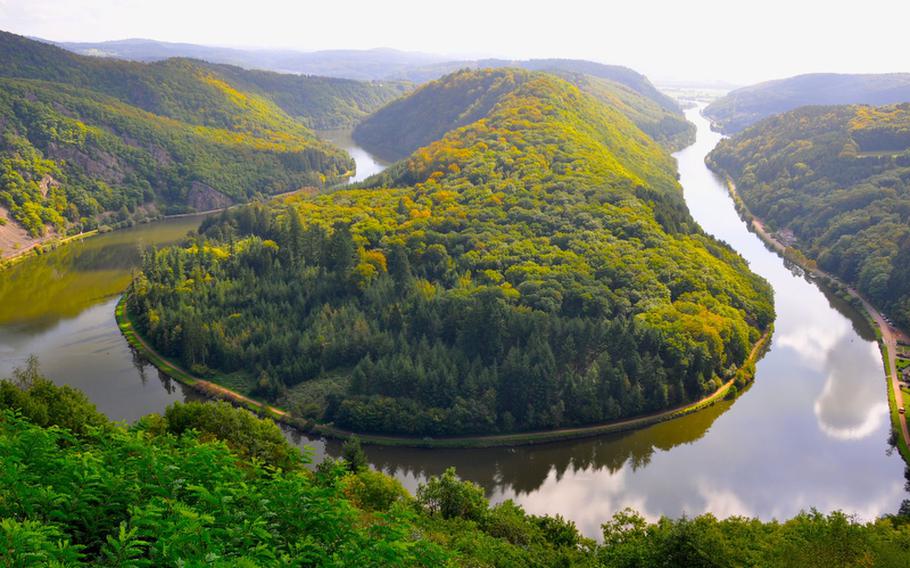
[48,37,679,118]
[396,58,679,111]
[0,31,358,251]
[16,35,409,131]
[354,66,692,161]
[51,37,449,80]
[188,62,411,129]
[704,73,910,133]
[708,103,910,329]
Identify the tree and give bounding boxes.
[341,435,368,473]
[325,222,357,276]
[416,467,487,521]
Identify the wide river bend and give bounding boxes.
[0,114,904,538]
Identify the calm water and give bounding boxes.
[0,217,208,421]
[0,115,904,538]
[318,128,390,182]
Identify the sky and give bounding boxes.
[1,0,908,86]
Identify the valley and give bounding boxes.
[1,106,903,540]
[3,9,910,562]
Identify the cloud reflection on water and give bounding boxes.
[814,339,888,441]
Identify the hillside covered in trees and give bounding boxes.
[704,73,910,133]
[0,31,402,250]
[51,36,685,111]
[2,366,910,566]
[187,61,411,130]
[354,65,692,160]
[708,104,910,330]
[126,69,773,438]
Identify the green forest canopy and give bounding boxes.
[127,69,773,437]
[1,367,909,567]
[354,66,692,161]
[709,103,910,330]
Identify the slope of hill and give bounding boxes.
[708,103,910,329]
[0,78,350,239]
[6,32,408,133]
[127,69,773,438]
[354,67,691,161]
[4,371,907,566]
[0,31,357,252]
[704,73,910,133]
[551,71,693,151]
[352,69,533,160]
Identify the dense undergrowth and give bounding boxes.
[1,363,910,566]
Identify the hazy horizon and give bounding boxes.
[2,0,909,86]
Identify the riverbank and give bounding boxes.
[713,170,910,464]
[0,229,99,270]
[0,186,321,271]
[115,296,291,423]
[117,291,773,448]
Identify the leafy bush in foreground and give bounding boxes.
[1,371,910,566]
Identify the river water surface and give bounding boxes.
[0,118,905,538]
[318,128,390,182]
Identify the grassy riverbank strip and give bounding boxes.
[117,291,772,448]
[712,167,910,464]
[116,296,289,424]
[0,229,98,270]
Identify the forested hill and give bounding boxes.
[396,58,679,109]
[50,36,682,111]
[4,371,908,566]
[551,70,694,151]
[2,32,409,131]
[0,31,366,249]
[516,59,678,109]
[128,69,773,438]
[708,103,910,329]
[354,67,691,160]
[48,36,689,149]
[186,61,411,130]
[704,73,910,133]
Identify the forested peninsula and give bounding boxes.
[125,68,774,438]
[708,104,910,330]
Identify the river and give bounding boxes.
[0,118,905,538]
[0,216,208,420]
[317,128,390,183]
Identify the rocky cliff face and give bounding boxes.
[188,182,232,212]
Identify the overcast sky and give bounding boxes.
[1,0,908,86]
